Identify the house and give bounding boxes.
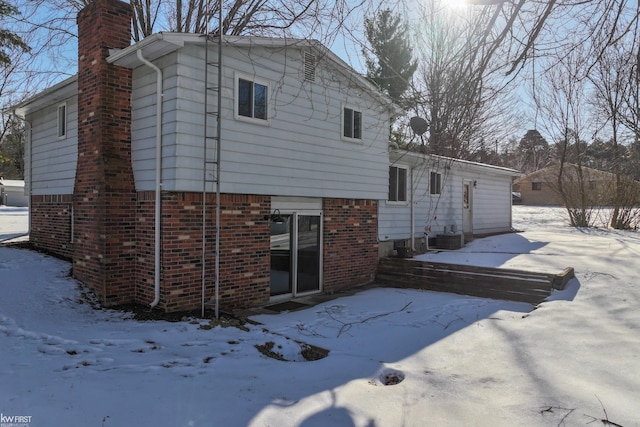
[13,0,393,313]
[0,178,28,207]
[12,0,518,313]
[379,150,518,255]
[513,164,638,206]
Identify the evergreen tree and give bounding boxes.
[363,9,417,107]
[517,129,549,174]
[0,0,30,67]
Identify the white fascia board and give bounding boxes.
[390,149,520,177]
[9,75,78,116]
[107,32,204,68]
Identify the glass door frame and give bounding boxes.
[269,210,323,302]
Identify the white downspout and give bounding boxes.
[136,49,163,308]
[410,167,415,253]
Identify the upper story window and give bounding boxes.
[343,106,362,141]
[235,73,269,123]
[57,103,67,138]
[532,182,542,191]
[389,166,408,202]
[430,172,441,195]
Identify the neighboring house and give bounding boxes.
[379,151,518,256]
[13,0,393,313]
[514,164,637,206]
[0,178,28,207]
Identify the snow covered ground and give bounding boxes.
[0,205,638,427]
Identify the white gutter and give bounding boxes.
[136,49,163,309]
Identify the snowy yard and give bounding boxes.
[0,205,639,426]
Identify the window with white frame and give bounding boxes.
[343,106,362,140]
[430,172,441,195]
[389,166,408,202]
[57,103,67,138]
[235,73,269,122]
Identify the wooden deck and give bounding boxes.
[376,258,575,304]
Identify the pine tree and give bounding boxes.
[518,129,549,174]
[363,9,417,108]
[0,0,30,67]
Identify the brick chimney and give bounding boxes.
[74,0,136,306]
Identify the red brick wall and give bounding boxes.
[30,195,73,260]
[73,0,136,306]
[135,191,156,306]
[217,194,271,309]
[323,198,378,293]
[135,192,271,312]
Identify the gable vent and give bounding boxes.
[303,51,316,82]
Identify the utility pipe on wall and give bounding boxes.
[410,167,415,253]
[136,49,163,309]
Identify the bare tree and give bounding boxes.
[7,0,373,109]
[589,41,640,229]
[4,0,373,138]
[0,120,24,178]
[405,0,517,159]
[537,48,596,227]
[465,0,640,78]
[13,0,366,43]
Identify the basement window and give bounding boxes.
[57,103,67,138]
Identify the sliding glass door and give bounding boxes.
[269,213,322,298]
[269,214,292,296]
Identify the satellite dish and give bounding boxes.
[409,116,429,136]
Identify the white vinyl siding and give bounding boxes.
[145,43,390,199]
[379,154,515,241]
[27,97,78,195]
[469,174,513,235]
[130,54,180,191]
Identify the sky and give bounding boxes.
[5,0,538,142]
[1,205,639,426]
